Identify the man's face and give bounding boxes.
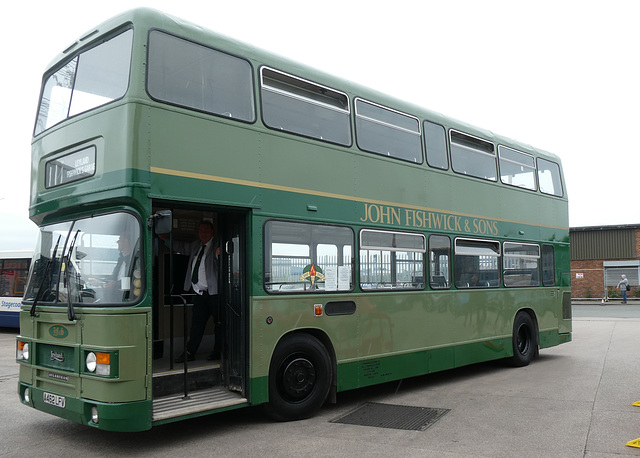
[117,235,131,255]
[198,224,214,244]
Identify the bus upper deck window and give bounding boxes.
[450,130,496,181]
[34,29,133,135]
[537,158,564,197]
[147,31,255,123]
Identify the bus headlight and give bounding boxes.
[24,388,30,404]
[17,341,29,360]
[86,352,96,371]
[85,351,111,376]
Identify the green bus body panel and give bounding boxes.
[336,341,503,391]
[19,310,148,403]
[336,328,570,392]
[248,288,569,382]
[30,103,150,224]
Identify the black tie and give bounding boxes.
[191,245,205,284]
[113,255,124,280]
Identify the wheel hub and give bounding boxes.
[280,357,316,401]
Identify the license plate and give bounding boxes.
[43,392,66,408]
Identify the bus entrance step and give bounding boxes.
[152,366,221,398]
[153,387,247,422]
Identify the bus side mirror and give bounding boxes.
[149,210,172,235]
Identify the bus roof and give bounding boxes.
[42,7,561,165]
[0,250,34,260]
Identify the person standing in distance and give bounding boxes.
[617,274,629,304]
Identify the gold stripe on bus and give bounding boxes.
[150,166,568,232]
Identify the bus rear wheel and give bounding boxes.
[509,312,536,367]
[266,333,331,421]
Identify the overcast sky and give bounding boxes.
[1,0,638,251]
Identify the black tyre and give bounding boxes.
[509,312,536,367]
[266,333,332,421]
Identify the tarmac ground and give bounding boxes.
[1,301,640,457]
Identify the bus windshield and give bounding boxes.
[34,28,133,135]
[24,212,142,306]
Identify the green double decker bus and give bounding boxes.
[17,8,571,431]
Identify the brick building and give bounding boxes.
[570,224,640,300]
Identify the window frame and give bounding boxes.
[354,98,423,164]
[34,27,134,136]
[22,211,144,306]
[498,145,537,191]
[428,234,451,289]
[147,29,256,123]
[263,219,354,294]
[541,244,556,287]
[359,229,426,291]
[450,130,497,181]
[0,259,30,297]
[454,237,501,289]
[502,241,541,288]
[424,120,449,170]
[260,67,352,146]
[537,158,564,197]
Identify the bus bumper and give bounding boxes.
[18,383,152,431]
[539,330,572,349]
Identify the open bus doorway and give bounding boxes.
[149,204,247,418]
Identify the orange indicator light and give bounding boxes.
[96,353,111,365]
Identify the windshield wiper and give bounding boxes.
[64,229,80,321]
[30,235,61,317]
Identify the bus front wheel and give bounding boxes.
[509,312,536,367]
[266,333,331,421]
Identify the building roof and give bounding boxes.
[571,224,640,232]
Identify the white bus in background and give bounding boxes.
[0,251,32,328]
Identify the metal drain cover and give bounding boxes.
[331,402,450,431]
